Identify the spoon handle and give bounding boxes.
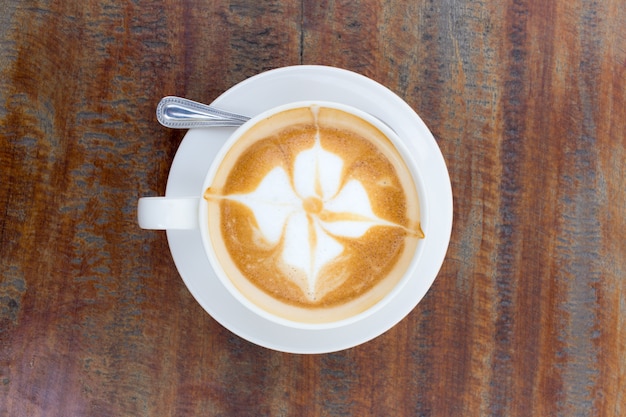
[156,96,250,128]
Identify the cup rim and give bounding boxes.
[198,100,428,330]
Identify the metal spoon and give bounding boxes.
[156,96,397,134]
[156,96,250,129]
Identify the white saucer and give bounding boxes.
[165,65,452,354]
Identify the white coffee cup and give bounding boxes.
[138,101,427,331]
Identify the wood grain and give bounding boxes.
[1,0,624,416]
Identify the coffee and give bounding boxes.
[204,105,423,323]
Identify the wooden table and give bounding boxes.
[1,1,624,415]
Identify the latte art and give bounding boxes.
[204,105,423,323]
[223,136,408,301]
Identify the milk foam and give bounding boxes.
[293,134,344,199]
[226,167,300,245]
[222,136,407,301]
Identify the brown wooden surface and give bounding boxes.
[1,0,624,416]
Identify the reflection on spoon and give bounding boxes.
[156,96,250,129]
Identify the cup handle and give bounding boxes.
[137,197,200,230]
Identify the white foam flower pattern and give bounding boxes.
[226,137,399,301]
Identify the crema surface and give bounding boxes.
[204,106,423,323]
